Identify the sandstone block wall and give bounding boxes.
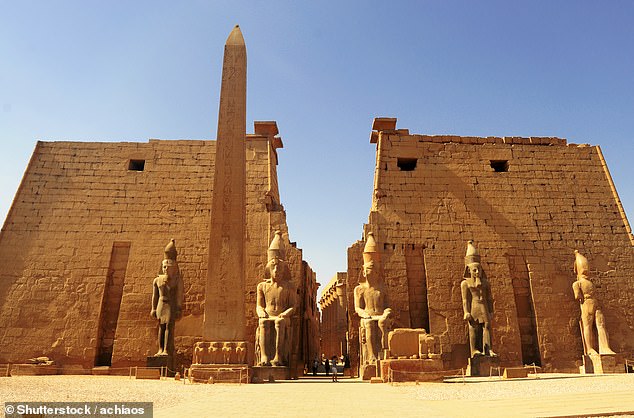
[347,128,634,373]
[0,136,317,370]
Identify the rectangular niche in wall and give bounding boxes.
[95,242,131,367]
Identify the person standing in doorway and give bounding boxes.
[331,356,338,382]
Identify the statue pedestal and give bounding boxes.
[360,364,377,380]
[580,353,624,374]
[146,355,173,376]
[380,358,445,382]
[189,364,249,383]
[251,366,290,383]
[466,355,499,377]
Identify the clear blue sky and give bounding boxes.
[1,1,633,291]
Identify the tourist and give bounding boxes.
[331,356,338,382]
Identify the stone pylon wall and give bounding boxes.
[347,127,634,373]
[0,136,316,370]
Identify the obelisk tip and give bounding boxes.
[226,25,245,46]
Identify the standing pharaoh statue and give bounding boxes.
[572,250,615,355]
[255,231,297,366]
[150,239,184,356]
[354,232,393,365]
[461,240,496,357]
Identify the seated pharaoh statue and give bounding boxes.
[572,250,615,355]
[150,239,184,356]
[461,240,496,357]
[255,231,297,367]
[354,232,393,365]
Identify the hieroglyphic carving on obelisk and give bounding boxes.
[203,25,247,340]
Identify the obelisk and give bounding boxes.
[203,25,247,340]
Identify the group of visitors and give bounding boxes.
[310,354,350,382]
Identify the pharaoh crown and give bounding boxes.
[363,232,381,264]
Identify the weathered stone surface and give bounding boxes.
[251,365,290,382]
[380,358,445,382]
[204,25,247,341]
[466,355,500,377]
[346,120,634,374]
[387,328,427,358]
[581,353,624,374]
[151,239,183,357]
[354,233,393,367]
[255,231,297,367]
[0,29,319,372]
[503,367,528,379]
[461,241,496,358]
[572,250,615,356]
[189,364,249,383]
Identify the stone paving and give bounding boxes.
[2,373,634,417]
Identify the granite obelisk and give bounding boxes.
[203,25,247,340]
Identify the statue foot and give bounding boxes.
[488,350,497,357]
[271,360,282,367]
[471,350,483,357]
[154,350,168,356]
[599,348,616,355]
[259,360,271,366]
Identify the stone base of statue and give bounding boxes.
[466,355,500,377]
[147,355,174,376]
[251,366,290,383]
[360,364,378,380]
[188,340,249,383]
[188,364,249,383]
[580,353,624,374]
[380,358,445,382]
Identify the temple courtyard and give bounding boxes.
[2,373,634,417]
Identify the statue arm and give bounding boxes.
[256,282,268,318]
[460,280,472,320]
[354,286,369,319]
[150,279,158,318]
[279,287,297,318]
[572,281,583,303]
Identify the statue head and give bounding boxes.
[265,230,289,282]
[466,262,482,287]
[159,239,179,277]
[574,250,589,279]
[161,258,178,277]
[362,260,379,282]
[265,257,289,282]
[361,232,382,284]
[463,241,483,286]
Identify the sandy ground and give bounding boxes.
[2,373,634,417]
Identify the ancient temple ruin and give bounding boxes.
[0,27,320,375]
[344,118,634,377]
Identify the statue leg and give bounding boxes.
[377,317,391,358]
[468,323,480,357]
[359,326,368,364]
[581,311,598,355]
[595,310,615,354]
[483,321,496,356]
[272,318,287,366]
[156,323,168,355]
[364,320,379,363]
[258,319,271,366]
